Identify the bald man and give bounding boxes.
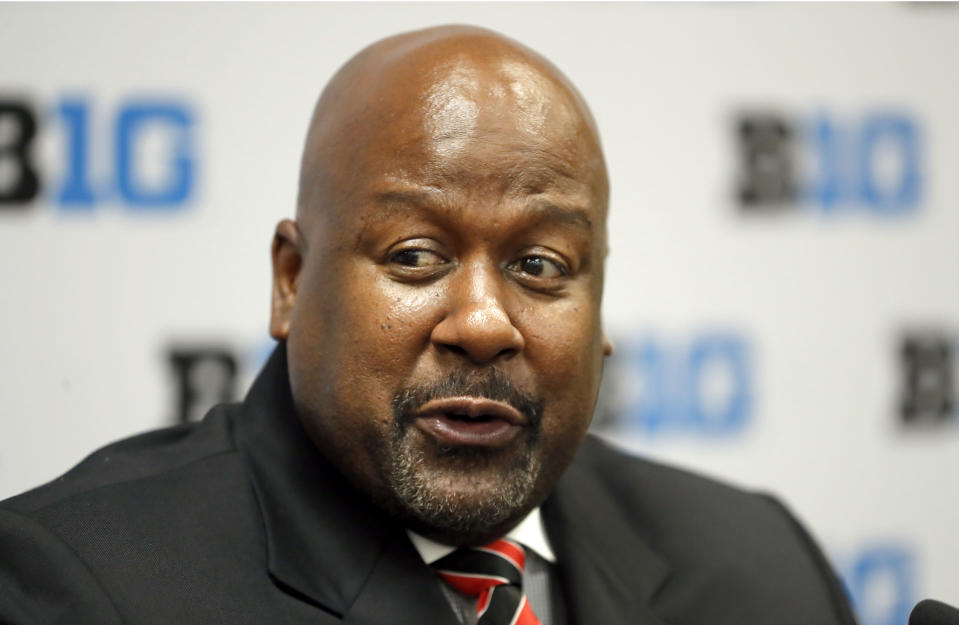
[0,26,858,625]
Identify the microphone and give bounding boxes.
[910,600,959,625]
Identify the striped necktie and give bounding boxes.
[431,539,542,625]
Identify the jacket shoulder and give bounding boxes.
[0,404,271,624]
[569,435,858,625]
[2,404,239,515]
[575,434,805,535]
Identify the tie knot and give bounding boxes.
[431,539,526,597]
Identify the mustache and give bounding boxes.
[392,369,544,428]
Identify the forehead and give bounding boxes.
[298,33,609,241]
[399,55,586,147]
[417,54,581,143]
[356,67,601,208]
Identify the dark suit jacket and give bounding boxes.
[0,344,858,625]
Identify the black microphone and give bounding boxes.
[910,599,959,625]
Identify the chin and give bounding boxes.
[380,439,544,544]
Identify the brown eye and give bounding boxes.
[389,249,446,267]
[511,255,566,279]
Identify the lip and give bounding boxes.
[413,397,527,447]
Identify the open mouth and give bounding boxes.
[445,412,495,422]
[413,397,526,447]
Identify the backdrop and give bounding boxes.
[2,4,956,624]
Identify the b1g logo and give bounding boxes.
[897,330,959,429]
[736,110,922,215]
[0,95,196,211]
[836,542,916,625]
[593,331,752,437]
[166,340,273,424]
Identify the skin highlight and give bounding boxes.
[270,25,612,546]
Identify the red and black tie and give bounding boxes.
[431,539,542,625]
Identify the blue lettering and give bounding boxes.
[55,98,96,208]
[115,101,195,209]
[846,546,915,625]
[806,113,843,211]
[612,333,751,437]
[858,113,920,214]
[684,333,751,435]
[621,338,670,435]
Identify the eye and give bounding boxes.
[388,248,446,268]
[509,255,567,279]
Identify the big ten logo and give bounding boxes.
[897,329,959,430]
[592,331,753,438]
[166,340,274,424]
[0,94,197,212]
[735,110,922,216]
[835,542,917,625]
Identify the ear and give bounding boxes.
[602,331,614,357]
[270,219,304,340]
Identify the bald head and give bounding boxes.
[272,25,613,545]
[296,25,608,228]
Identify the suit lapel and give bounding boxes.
[543,439,672,625]
[343,532,460,625]
[236,344,458,624]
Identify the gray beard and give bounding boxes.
[380,369,544,537]
[385,427,542,536]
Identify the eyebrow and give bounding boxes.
[375,189,439,210]
[373,189,594,231]
[525,200,594,230]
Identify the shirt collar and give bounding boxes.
[407,507,557,565]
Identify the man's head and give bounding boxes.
[270,25,611,545]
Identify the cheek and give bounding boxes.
[313,267,446,401]
[517,298,605,421]
[518,293,603,360]
[288,264,446,469]
[520,302,603,482]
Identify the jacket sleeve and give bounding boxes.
[760,494,860,625]
[0,508,123,625]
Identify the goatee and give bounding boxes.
[380,369,544,539]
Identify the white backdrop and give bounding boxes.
[1,4,957,624]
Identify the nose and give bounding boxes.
[430,262,525,364]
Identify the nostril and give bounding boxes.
[440,343,468,357]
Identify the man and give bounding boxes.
[0,25,857,625]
